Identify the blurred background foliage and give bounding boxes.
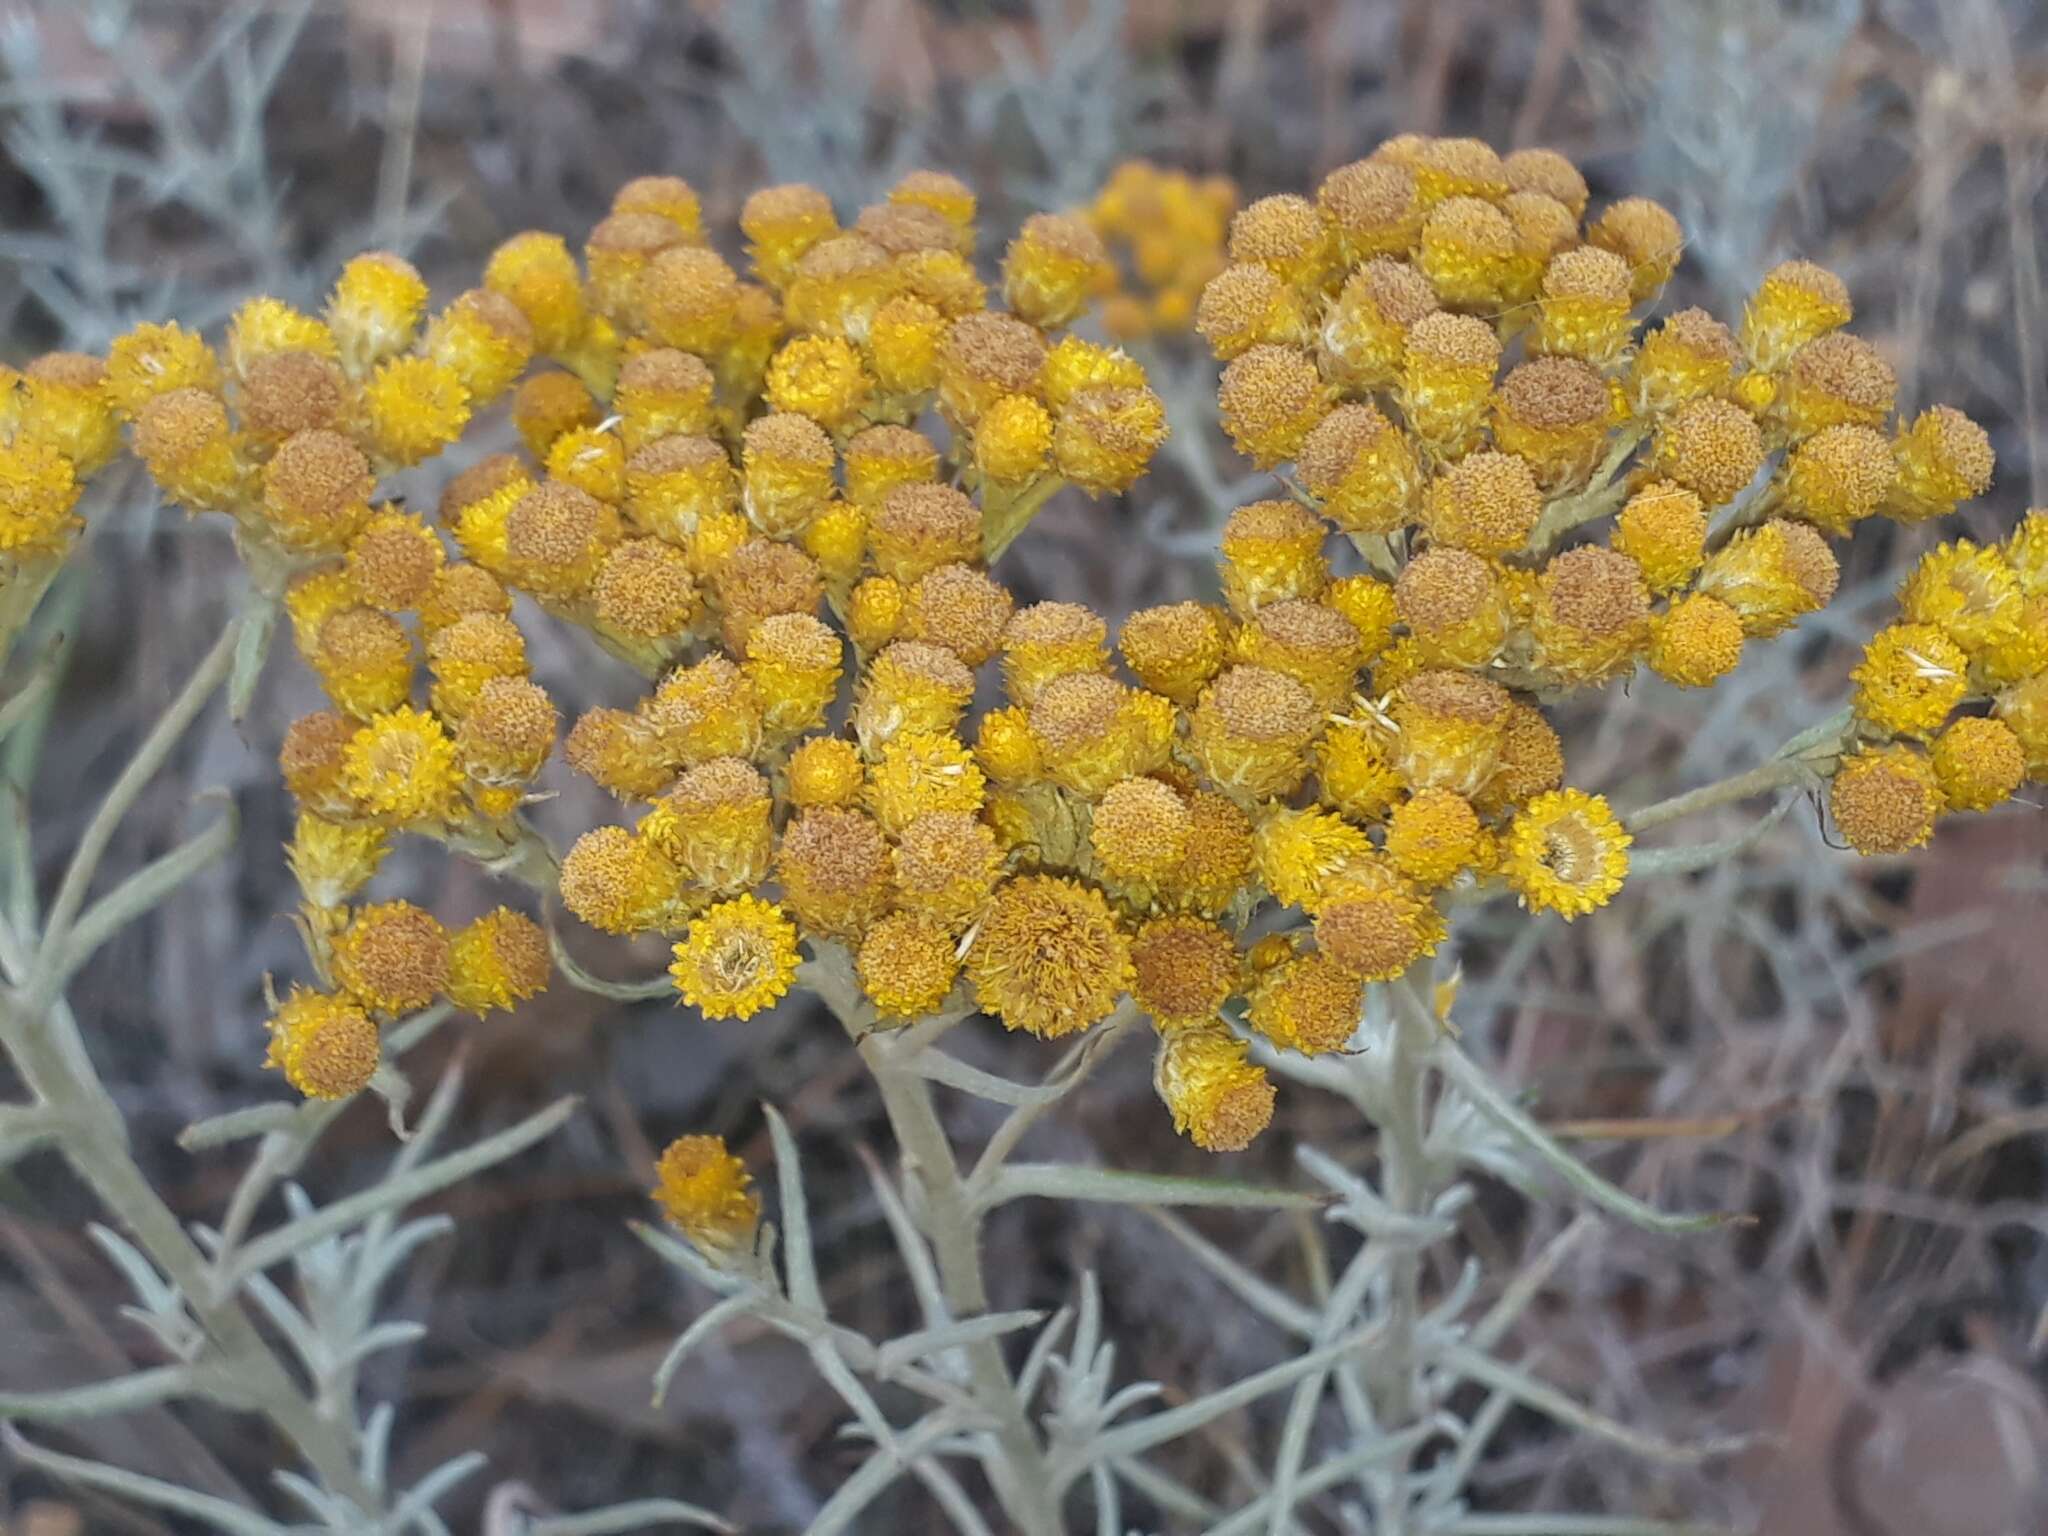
[2,1,2046,1531]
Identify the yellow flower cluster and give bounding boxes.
[1088,160,1237,340]
[0,350,121,564]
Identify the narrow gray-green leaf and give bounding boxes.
[987,1162,1327,1214]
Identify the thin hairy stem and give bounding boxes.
[1624,706,1854,833]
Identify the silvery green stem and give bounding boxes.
[1373,970,1439,1536]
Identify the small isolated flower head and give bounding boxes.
[1315,257,1438,392]
[615,349,717,453]
[1316,158,1423,264]
[1220,497,1328,614]
[13,352,115,474]
[1195,262,1310,360]
[559,825,677,934]
[1120,601,1231,705]
[484,231,587,354]
[1154,1020,1275,1152]
[905,562,1014,667]
[346,509,445,612]
[635,245,741,353]
[1001,600,1111,705]
[265,987,380,1100]
[1052,382,1168,494]
[870,483,982,583]
[1297,402,1420,535]
[423,288,534,405]
[326,251,428,372]
[1586,197,1684,299]
[1313,861,1445,981]
[1388,669,1512,796]
[625,434,736,546]
[847,575,906,652]
[939,311,1046,426]
[776,806,894,939]
[1316,718,1403,822]
[893,809,1004,931]
[0,435,82,557]
[1249,951,1364,1054]
[1386,788,1484,886]
[456,675,556,785]
[1217,344,1329,467]
[1191,665,1321,801]
[546,425,626,504]
[426,611,526,721]
[263,428,373,553]
[1423,451,1542,557]
[973,705,1044,787]
[513,371,600,461]
[1492,357,1612,493]
[1829,744,1943,855]
[1778,332,1897,439]
[1781,424,1895,536]
[1530,246,1634,364]
[1504,146,1589,216]
[593,537,699,640]
[332,900,450,1015]
[1697,518,1840,637]
[974,393,1054,487]
[643,758,773,895]
[858,911,962,1020]
[1235,599,1365,708]
[362,356,471,468]
[312,607,413,718]
[1931,715,2026,813]
[506,480,615,602]
[845,424,940,507]
[1742,259,1852,372]
[1399,310,1501,455]
[866,730,986,835]
[1502,789,1631,919]
[280,710,356,812]
[1416,195,1516,307]
[1027,672,1174,796]
[1652,396,1765,508]
[1003,211,1114,328]
[742,182,839,288]
[670,894,799,1021]
[1898,540,2024,658]
[1531,545,1653,686]
[344,706,464,823]
[1252,804,1375,913]
[1396,547,1509,668]
[1629,307,1741,417]
[104,321,221,420]
[1888,406,1996,522]
[286,811,391,909]
[1092,775,1192,882]
[867,295,947,396]
[1130,915,1240,1026]
[1852,623,1970,739]
[968,874,1132,1038]
[1649,594,1746,689]
[1475,699,1567,816]
[765,334,874,434]
[654,1135,760,1263]
[787,736,865,810]
[1611,482,1708,595]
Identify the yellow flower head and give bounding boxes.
[1530,546,1653,687]
[327,252,429,372]
[854,640,976,753]
[765,334,874,434]
[547,425,627,505]
[1423,451,1542,558]
[104,321,221,420]
[331,900,451,1015]
[1648,593,1746,689]
[848,575,907,653]
[1316,158,1423,264]
[1629,307,1741,418]
[362,356,471,467]
[1931,715,2025,814]
[869,483,982,583]
[624,433,735,547]
[1398,311,1501,456]
[1191,665,1321,802]
[593,537,700,641]
[262,428,373,554]
[16,352,119,473]
[1219,497,1328,615]
[1586,197,1683,299]
[1852,623,1970,740]
[1052,383,1168,495]
[1091,776,1192,883]
[1502,789,1630,919]
[484,231,588,354]
[1697,518,1840,638]
[455,675,556,787]
[615,349,716,453]
[1003,211,1114,328]
[1315,718,1403,823]
[1252,804,1375,913]
[1227,193,1336,294]
[1000,600,1110,705]
[1248,952,1364,1054]
[1315,258,1437,393]
[890,169,978,233]
[1651,396,1765,509]
[736,611,838,741]
[787,736,866,809]
[974,393,1054,487]
[967,874,1132,1038]
[1314,861,1445,981]
[1130,915,1241,1027]
[867,294,948,396]
[423,288,534,406]
[1531,246,1634,364]
[347,509,446,612]
[670,895,799,1021]
[1829,744,1944,855]
[844,424,940,508]
[644,757,774,895]
[893,810,1003,932]
[513,371,600,461]
[559,825,681,935]
[1741,259,1851,372]
[938,311,1046,427]
[634,244,742,353]
[1385,788,1484,887]
[310,606,413,719]
[1777,332,1896,439]
[265,987,381,1100]
[1781,423,1895,536]
[1233,599,1365,709]
[1296,401,1421,535]
[654,1134,761,1262]
[1611,481,1708,595]
[1889,406,1996,523]
[786,233,898,342]
[1119,601,1231,706]
[1194,262,1310,361]
[420,560,513,635]
[644,654,765,770]
[285,811,391,910]
[1217,344,1329,467]
[423,609,525,719]
[858,910,962,1020]
[1417,195,1516,307]
[776,807,894,940]
[1474,699,1567,817]
[1027,672,1175,797]
[742,182,840,288]
[279,710,355,813]
[866,730,986,835]
[973,705,1044,787]
[904,562,1014,668]
[343,706,464,824]
[1154,1021,1275,1152]
[0,436,83,556]
[1492,356,1613,493]
[1388,669,1511,797]
[506,480,617,603]
[1395,548,1509,669]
